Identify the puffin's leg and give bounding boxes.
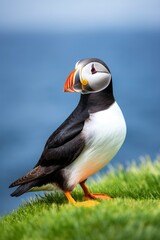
[80,181,112,200]
[64,191,99,207]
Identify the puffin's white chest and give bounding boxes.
[65,102,127,188]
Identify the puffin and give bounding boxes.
[9,58,127,206]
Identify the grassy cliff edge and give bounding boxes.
[1,155,160,240]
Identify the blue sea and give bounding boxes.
[1,30,160,215]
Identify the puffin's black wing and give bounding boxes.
[37,103,89,165]
[9,104,89,188]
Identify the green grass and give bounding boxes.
[1,155,160,240]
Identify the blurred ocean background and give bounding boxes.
[0,0,160,215]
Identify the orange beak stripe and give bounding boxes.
[64,69,77,92]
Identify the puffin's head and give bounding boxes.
[64,58,112,94]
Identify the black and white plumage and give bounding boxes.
[9,58,126,204]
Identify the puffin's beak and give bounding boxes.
[64,69,81,92]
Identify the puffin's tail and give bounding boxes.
[9,165,57,197]
[10,180,39,197]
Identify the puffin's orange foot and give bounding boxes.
[80,182,112,201]
[83,193,112,200]
[64,191,99,207]
[74,200,99,207]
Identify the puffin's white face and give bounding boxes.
[64,58,111,94]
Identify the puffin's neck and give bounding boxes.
[79,80,115,113]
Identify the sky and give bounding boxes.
[0,0,160,31]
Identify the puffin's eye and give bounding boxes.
[91,64,97,74]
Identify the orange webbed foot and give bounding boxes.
[74,200,99,207]
[64,191,99,207]
[80,181,112,201]
[83,193,112,200]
